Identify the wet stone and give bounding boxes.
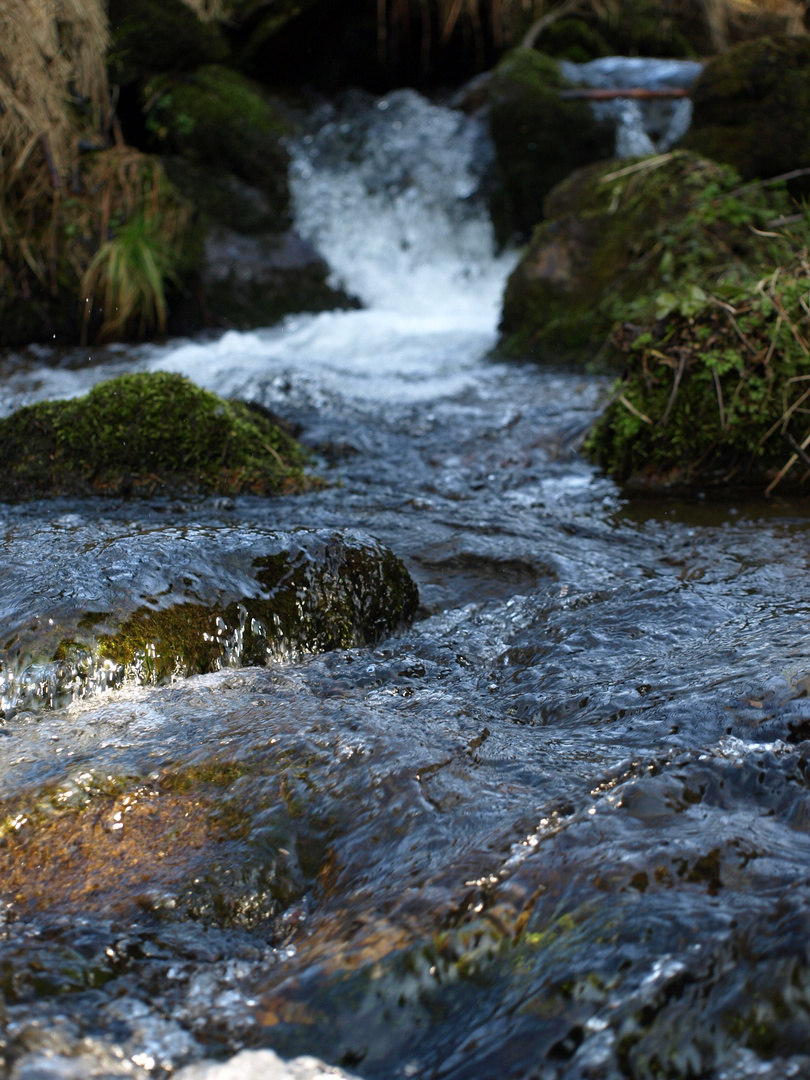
[0,527,418,716]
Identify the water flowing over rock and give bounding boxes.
[0,528,418,717]
[4,82,810,1080]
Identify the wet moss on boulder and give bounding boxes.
[679,36,810,184]
[108,0,228,87]
[499,150,799,367]
[1,529,419,713]
[88,531,420,682]
[0,372,310,501]
[486,49,614,245]
[144,65,292,231]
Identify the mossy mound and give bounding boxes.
[0,372,309,501]
[108,0,228,87]
[498,150,805,367]
[680,36,810,184]
[486,49,613,245]
[144,65,291,230]
[584,252,810,492]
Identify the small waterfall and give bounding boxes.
[289,88,514,322]
[560,56,704,157]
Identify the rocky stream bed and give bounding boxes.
[2,84,810,1080]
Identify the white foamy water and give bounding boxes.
[153,91,516,405]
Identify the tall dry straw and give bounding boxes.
[0,0,109,190]
[377,0,807,58]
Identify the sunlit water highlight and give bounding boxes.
[2,75,810,1080]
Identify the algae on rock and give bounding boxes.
[0,528,419,715]
[0,372,309,501]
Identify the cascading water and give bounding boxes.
[560,56,703,156]
[3,76,810,1080]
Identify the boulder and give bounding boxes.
[0,372,310,501]
[498,151,713,364]
[498,149,792,366]
[201,228,360,328]
[0,527,419,712]
[485,49,613,245]
[568,159,810,491]
[108,0,228,87]
[144,65,292,230]
[679,35,810,183]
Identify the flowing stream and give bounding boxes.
[3,76,810,1080]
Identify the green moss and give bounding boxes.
[108,0,228,86]
[680,36,810,182]
[144,65,291,228]
[0,372,310,501]
[65,533,419,685]
[487,49,613,244]
[499,151,800,367]
[574,161,810,490]
[538,19,611,63]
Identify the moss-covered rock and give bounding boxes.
[108,0,228,87]
[144,65,291,230]
[0,372,309,501]
[498,150,804,367]
[680,36,810,183]
[91,531,419,680]
[565,157,810,491]
[486,49,613,244]
[584,253,810,492]
[1,528,419,713]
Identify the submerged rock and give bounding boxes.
[1,527,419,714]
[0,372,309,501]
[680,35,810,184]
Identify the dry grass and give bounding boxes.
[178,0,229,20]
[0,0,109,188]
[378,0,807,57]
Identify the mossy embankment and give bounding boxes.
[0,372,309,501]
[500,151,810,491]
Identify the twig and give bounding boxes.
[521,0,584,49]
[39,135,62,191]
[619,394,653,425]
[598,153,674,185]
[660,350,687,429]
[765,426,810,495]
[560,87,690,100]
[729,167,810,199]
[713,367,726,431]
[786,431,810,471]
